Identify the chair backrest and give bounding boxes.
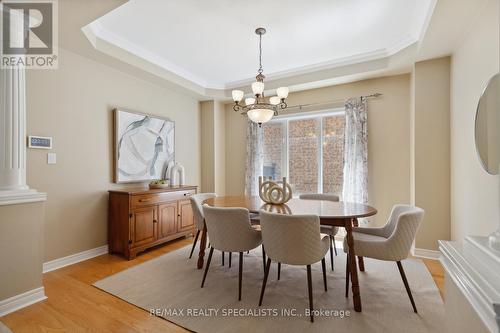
[202,205,261,252]
[385,205,425,260]
[260,211,325,265]
[189,193,216,230]
[380,204,420,238]
[299,193,339,202]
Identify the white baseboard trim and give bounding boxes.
[413,248,441,260]
[43,245,109,273]
[0,287,46,317]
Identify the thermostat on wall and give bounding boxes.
[28,136,52,149]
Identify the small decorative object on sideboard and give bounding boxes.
[149,179,170,189]
[169,162,185,186]
[259,176,293,204]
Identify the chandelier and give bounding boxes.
[231,28,289,126]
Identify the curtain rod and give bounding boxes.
[285,93,382,110]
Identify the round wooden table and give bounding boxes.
[199,196,377,312]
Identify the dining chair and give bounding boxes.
[201,206,264,301]
[258,211,330,322]
[189,193,216,259]
[299,193,340,271]
[343,204,425,313]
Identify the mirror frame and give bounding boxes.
[474,72,499,176]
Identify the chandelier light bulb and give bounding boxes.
[269,96,281,105]
[247,108,274,125]
[276,87,289,99]
[245,97,256,105]
[252,81,265,96]
[232,90,244,102]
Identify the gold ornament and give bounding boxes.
[258,176,292,204]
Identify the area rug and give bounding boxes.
[94,245,444,333]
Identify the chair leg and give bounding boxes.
[229,252,232,268]
[321,257,328,292]
[222,252,225,266]
[345,253,350,297]
[201,247,214,288]
[333,238,338,256]
[262,245,266,273]
[189,230,200,259]
[259,258,272,306]
[306,265,314,323]
[397,261,418,313]
[238,252,243,301]
[277,262,281,280]
[329,235,335,271]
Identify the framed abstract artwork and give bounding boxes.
[113,108,175,183]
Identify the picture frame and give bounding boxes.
[113,108,175,183]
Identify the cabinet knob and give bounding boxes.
[184,193,191,197]
[153,219,158,223]
[139,198,151,202]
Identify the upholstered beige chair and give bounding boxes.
[259,211,330,322]
[201,206,264,301]
[299,193,340,271]
[189,193,216,259]
[343,204,425,313]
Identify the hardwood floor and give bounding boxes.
[0,238,445,332]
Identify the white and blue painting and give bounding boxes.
[115,109,174,183]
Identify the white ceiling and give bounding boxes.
[83,0,435,93]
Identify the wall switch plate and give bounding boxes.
[47,153,57,164]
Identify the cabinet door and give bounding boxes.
[178,199,195,232]
[158,202,178,239]
[130,206,157,248]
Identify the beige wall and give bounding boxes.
[450,0,499,241]
[26,48,201,261]
[413,57,451,250]
[200,100,226,194]
[224,74,412,229]
[200,101,215,193]
[0,202,45,300]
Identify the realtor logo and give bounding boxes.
[1,0,58,69]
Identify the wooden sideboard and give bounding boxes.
[108,186,197,259]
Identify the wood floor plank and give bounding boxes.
[0,238,445,332]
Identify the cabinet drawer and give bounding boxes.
[131,189,196,208]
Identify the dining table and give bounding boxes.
[199,195,377,312]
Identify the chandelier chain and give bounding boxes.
[258,33,263,74]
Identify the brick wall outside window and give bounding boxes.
[262,114,345,196]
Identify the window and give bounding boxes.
[262,110,345,195]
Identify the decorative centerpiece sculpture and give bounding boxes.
[259,176,293,204]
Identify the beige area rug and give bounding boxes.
[94,245,444,333]
[0,322,13,333]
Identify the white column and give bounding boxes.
[0,10,46,205]
[0,66,28,191]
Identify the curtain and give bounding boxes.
[342,98,368,205]
[245,121,263,196]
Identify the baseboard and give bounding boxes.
[0,287,47,317]
[413,248,441,260]
[43,245,109,273]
